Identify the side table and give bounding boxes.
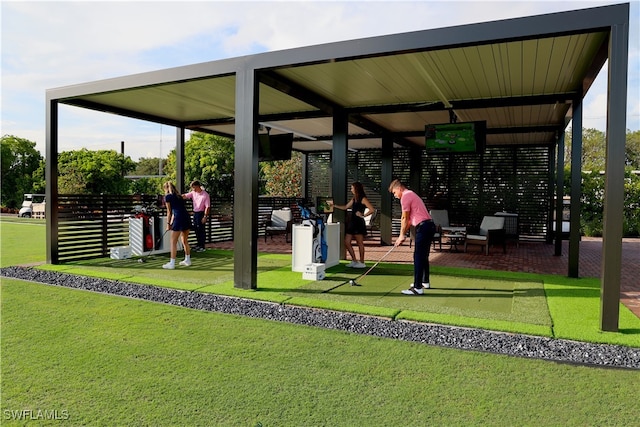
[444,232,466,252]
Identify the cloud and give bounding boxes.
[1,0,636,160]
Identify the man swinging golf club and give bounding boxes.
[388,179,436,295]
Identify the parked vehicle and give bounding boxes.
[18,194,46,218]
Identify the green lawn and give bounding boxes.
[2,217,639,426]
[3,278,639,426]
[0,217,46,267]
[37,244,640,347]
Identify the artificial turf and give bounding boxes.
[35,247,640,347]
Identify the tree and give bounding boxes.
[260,151,303,197]
[129,177,165,196]
[564,128,606,170]
[130,157,167,196]
[134,157,166,176]
[626,129,640,168]
[564,127,640,170]
[165,132,235,197]
[0,135,43,209]
[55,148,136,194]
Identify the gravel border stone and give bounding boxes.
[2,266,639,369]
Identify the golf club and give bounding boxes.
[137,229,169,263]
[323,245,397,292]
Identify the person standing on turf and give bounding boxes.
[388,179,436,295]
[183,180,210,252]
[329,181,376,268]
[162,181,192,269]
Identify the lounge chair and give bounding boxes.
[265,208,293,243]
[464,216,506,255]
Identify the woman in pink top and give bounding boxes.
[388,179,436,295]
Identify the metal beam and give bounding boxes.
[397,124,563,139]
[233,68,259,289]
[380,135,394,246]
[348,93,577,115]
[260,71,334,115]
[261,70,415,148]
[554,132,565,255]
[409,146,422,194]
[64,99,188,128]
[568,101,582,278]
[600,18,629,332]
[332,108,349,259]
[45,99,59,264]
[176,127,185,192]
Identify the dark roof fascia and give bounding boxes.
[46,4,628,103]
[247,4,629,72]
[46,62,240,102]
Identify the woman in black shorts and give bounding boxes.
[329,182,376,268]
[162,181,192,269]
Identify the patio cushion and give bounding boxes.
[430,209,450,228]
[479,216,505,234]
[466,234,487,241]
[269,208,292,229]
[465,216,506,255]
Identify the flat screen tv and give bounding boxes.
[258,133,293,161]
[425,121,486,154]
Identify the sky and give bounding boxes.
[1,0,639,161]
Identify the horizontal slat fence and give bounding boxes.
[52,146,552,262]
[306,145,552,241]
[57,194,145,262]
[54,194,306,262]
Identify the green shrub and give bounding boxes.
[564,168,639,237]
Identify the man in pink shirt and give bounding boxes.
[183,180,210,252]
[388,179,436,295]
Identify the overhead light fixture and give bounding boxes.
[259,122,317,141]
[408,55,470,123]
[408,55,452,109]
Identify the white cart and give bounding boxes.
[129,216,176,256]
[291,222,340,272]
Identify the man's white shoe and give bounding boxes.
[162,262,175,270]
[179,260,191,267]
[401,287,424,295]
[353,262,366,268]
[409,283,430,289]
[346,261,357,268]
